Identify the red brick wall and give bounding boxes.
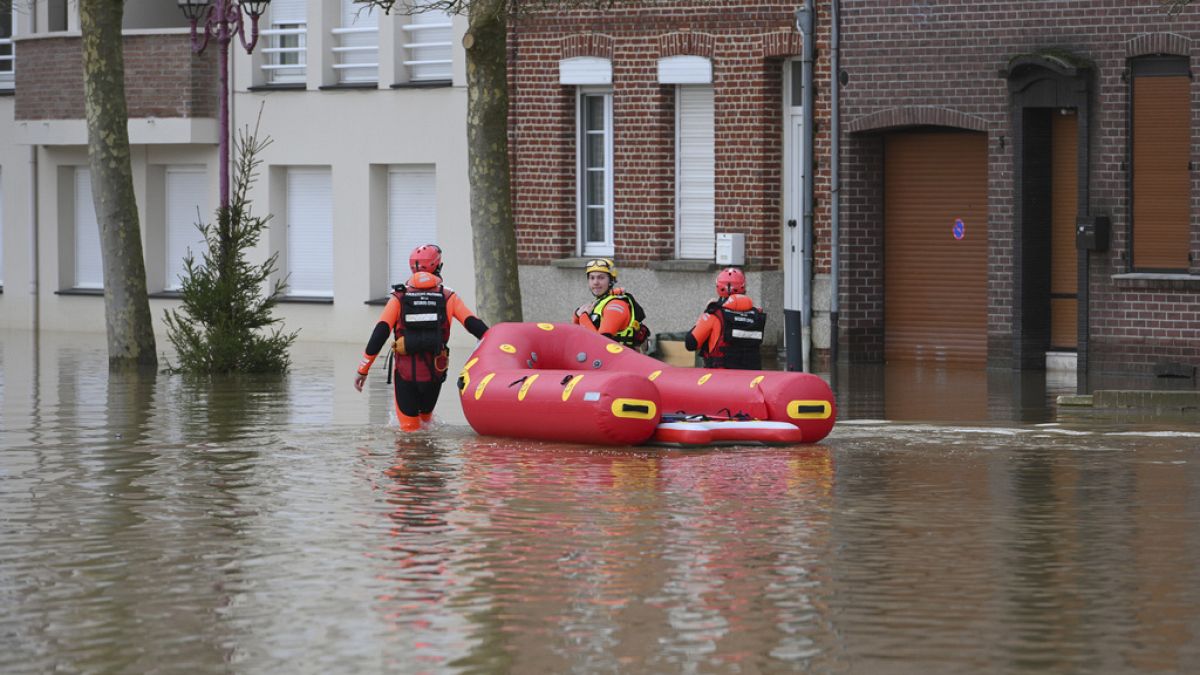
[15,34,215,121]
[840,133,884,363]
[510,2,833,270]
[839,0,1200,374]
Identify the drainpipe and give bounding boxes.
[28,144,38,335]
[829,0,840,369]
[787,3,815,372]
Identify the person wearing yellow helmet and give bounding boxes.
[572,258,650,349]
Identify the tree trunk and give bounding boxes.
[465,0,522,322]
[80,0,157,370]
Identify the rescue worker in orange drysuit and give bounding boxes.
[685,267,766,370]
[572,258,649,349]
[354,244,488,431]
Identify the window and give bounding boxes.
[74,168,103,289]
[48,0,67,32]
[165,167,208,291]
[262,0,307,84]
[286,168,333,297]
[676,85,715,259]
[1131,56,1191,271]
[0,169,4,287]
[403,2,453,82]
[388,165,437,286]
[334,0,379,84]
[0,6,14,91]
[578,90,613,256]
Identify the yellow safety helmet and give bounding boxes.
[584,258,617,281]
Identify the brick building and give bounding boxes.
[838,0,1200,388]
[513,0,1200,389]
[509,2,834,362]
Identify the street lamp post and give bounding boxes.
[176,0,271,209]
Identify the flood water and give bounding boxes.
[3,330,1200,673]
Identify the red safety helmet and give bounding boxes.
[715,267,746,298]
[409,244,443,275]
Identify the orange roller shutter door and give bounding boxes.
[884,131,989,366]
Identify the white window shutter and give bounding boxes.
[286,168,333,297]
[74,168,103,289]
[560,57,612,85]
[407,4,453,81]
[388,165,437,286]
[0,169,4,286]
[658,55,712,84]
[578,91,613,256]
[265,0,306,84]
[677,86,715,259]
[337,0,378,83]
[271,0,304,23]
[165,167,208,291]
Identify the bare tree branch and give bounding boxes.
[1163,0,1195,14]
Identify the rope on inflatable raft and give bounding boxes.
[457,322,836,447]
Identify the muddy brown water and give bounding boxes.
[2,331,1198,673]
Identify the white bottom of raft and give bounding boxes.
[458,322,837,446]
[649,419,804,447]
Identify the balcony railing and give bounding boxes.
[402,19,451,82]
[332,25,378,83]
[0,36,13,90]
[260,24,306,84]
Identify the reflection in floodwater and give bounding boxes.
[835,362,1078,424]
[2,331,1199,672]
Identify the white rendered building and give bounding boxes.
[0,0,476,347]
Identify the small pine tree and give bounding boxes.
[163,126,298,373]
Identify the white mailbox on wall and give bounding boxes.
[715,233,745,266]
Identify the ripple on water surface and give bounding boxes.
[3,334,1200,672]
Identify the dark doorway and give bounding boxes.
[1007,54,1092,379]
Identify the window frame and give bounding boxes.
[333,0,379,84]
[674,84,716,260]
[577,87,614,257]
[73,167,103,290]
[261,0,307,85]
[0,5,15,91]
[164,166,209,292]
[285,167,334,299]
[387,164,438,289]
[401,1,453,83]
[1128,54,1193,273]
[0,168,4,287]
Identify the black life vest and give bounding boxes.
[392,285,452,382]
[701,303,766,370]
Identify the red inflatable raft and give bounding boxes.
[457,323,836,447]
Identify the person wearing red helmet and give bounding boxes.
[572,258,650,350]
[353,244,488,431]
[685,267,766,369]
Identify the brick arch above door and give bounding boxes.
[761,32,803,58]
[1126,32,1192,58]
[846,107,989,134]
